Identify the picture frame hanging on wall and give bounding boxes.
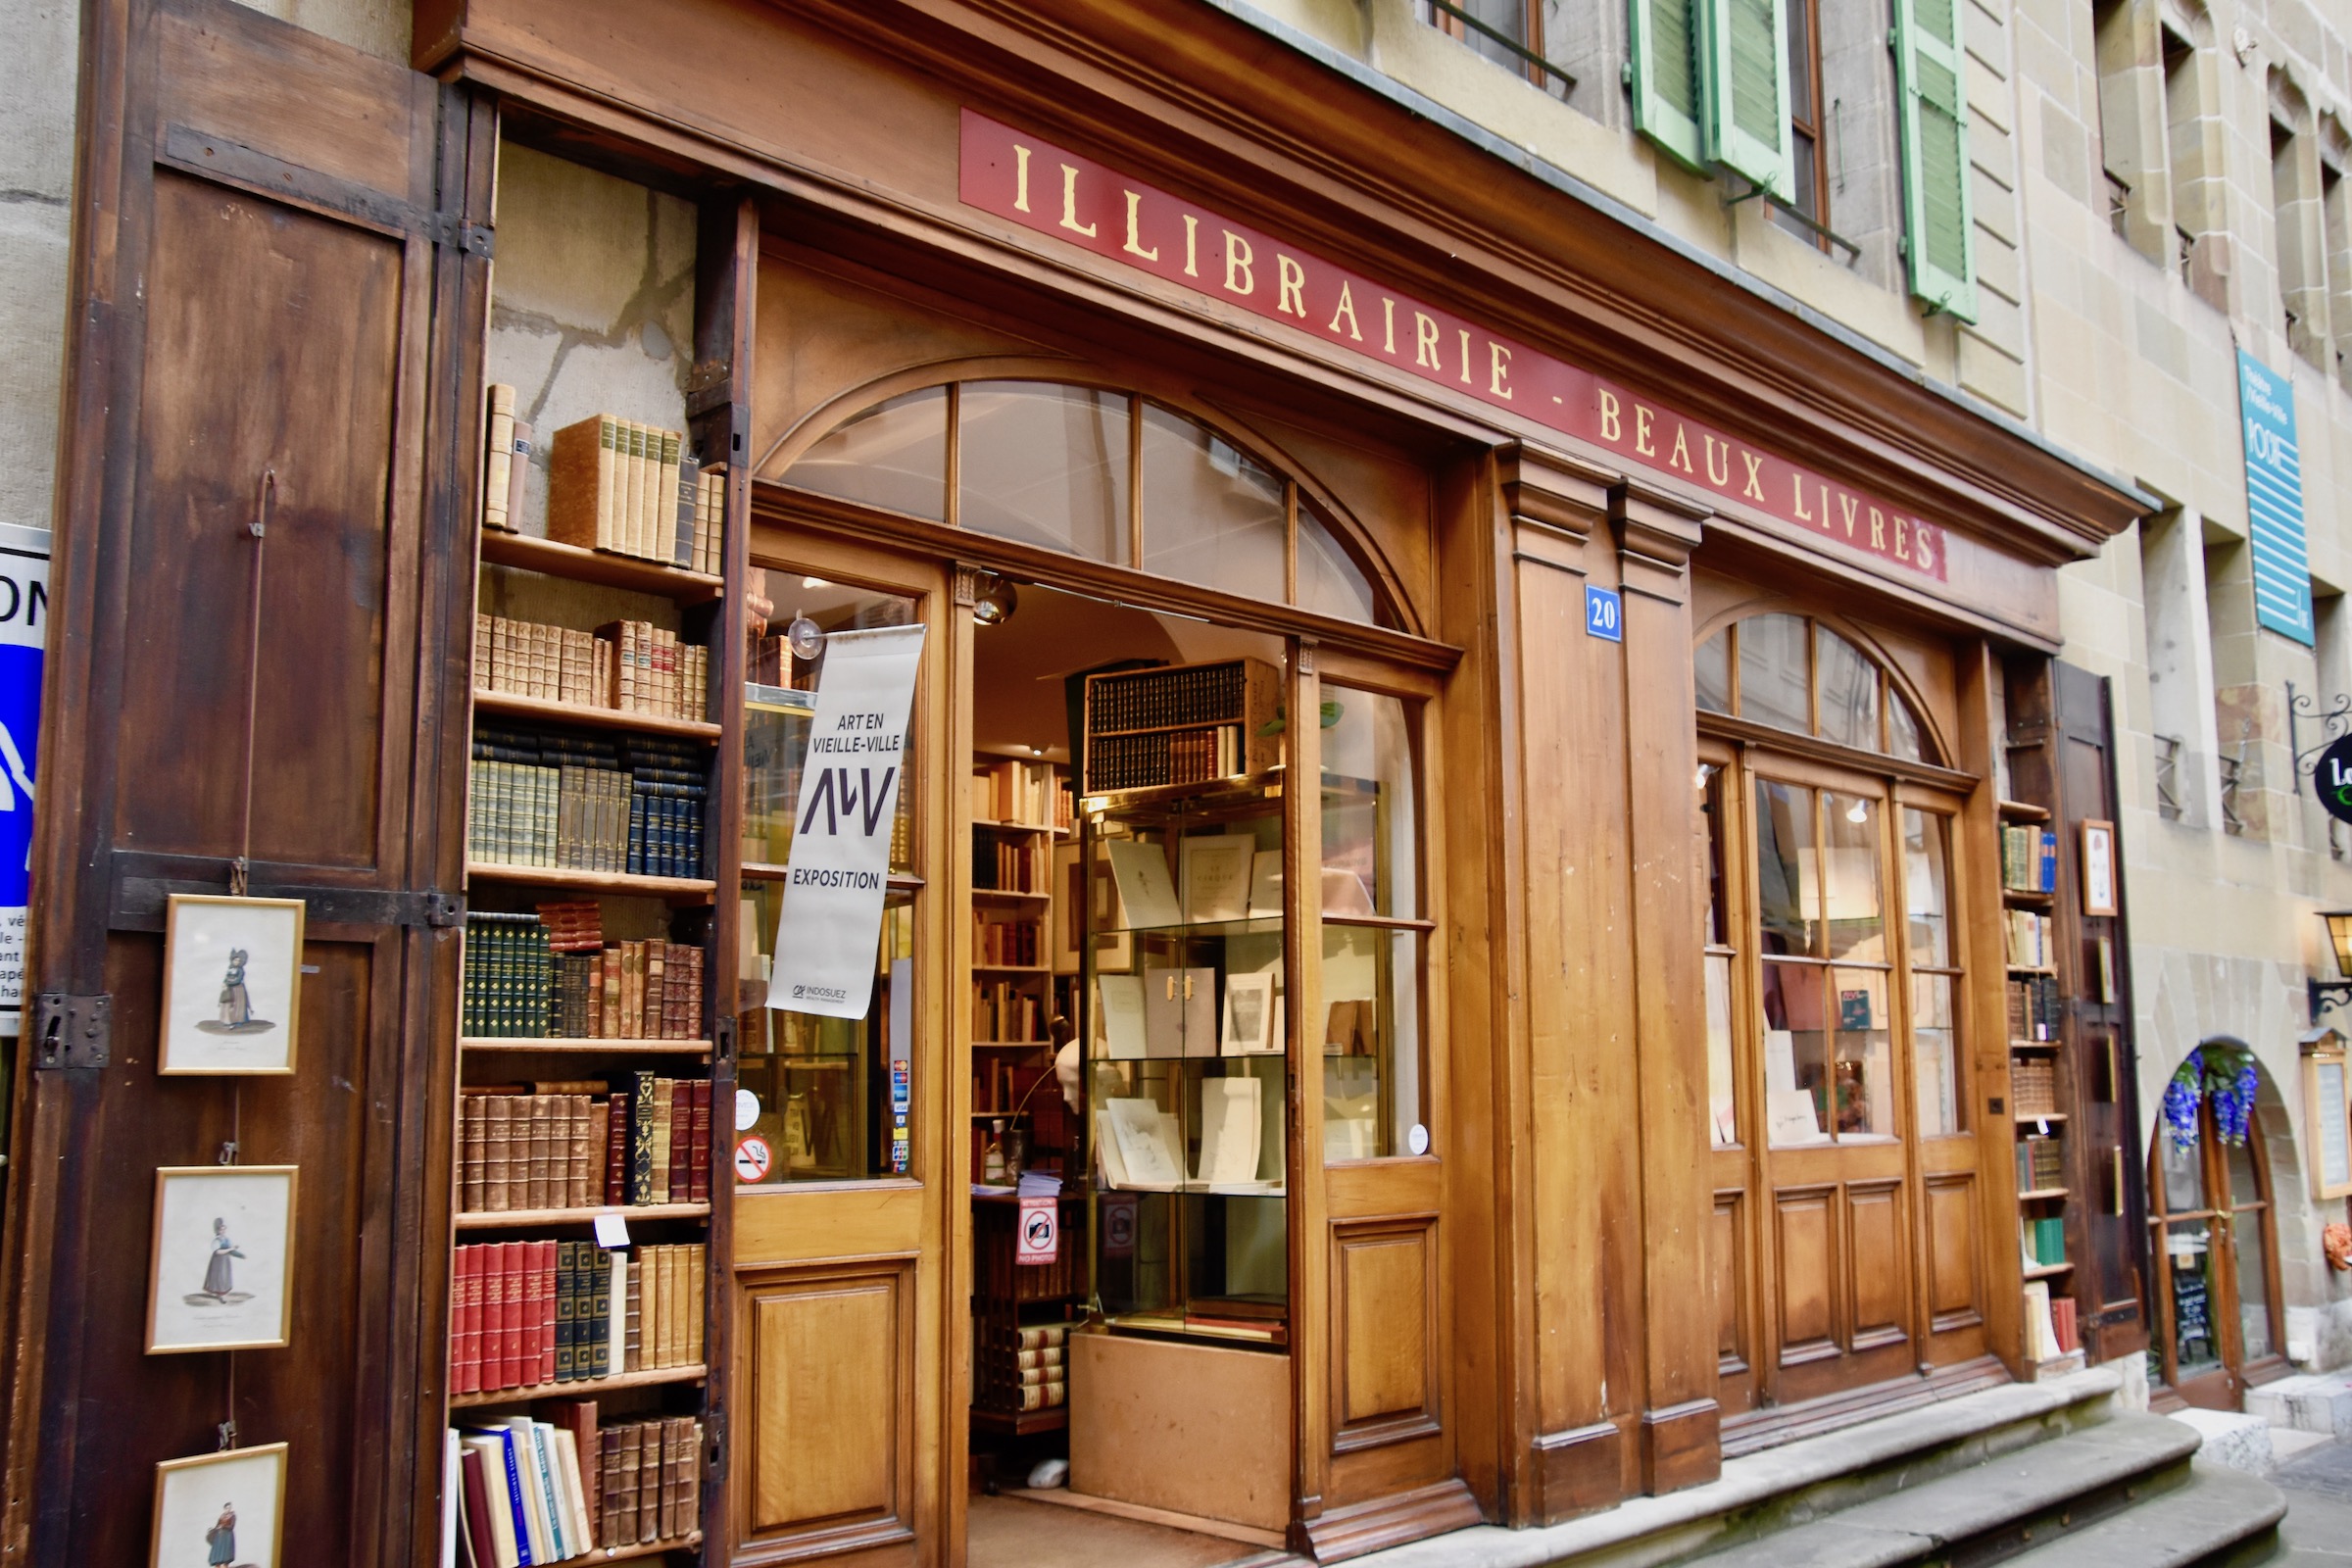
[152,1442,287,1568]
[145,1164,298,1354]
[2080,819,2118,917]
[159,894,305,1075]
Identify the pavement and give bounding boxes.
[2267,1436,2352,1562]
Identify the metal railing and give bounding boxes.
[2219,752,2246,836]
[1422,0,1576,93]
[2154,734,2184,821]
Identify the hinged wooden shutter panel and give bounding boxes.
[1894,0,1979,318]
[1704,0,1795,198]
[1630,0,1708,172]
[2,3,486,1564]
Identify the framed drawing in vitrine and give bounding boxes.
[159,895,306,1075]
[152,1443,287,1568]
[2080,819,2118,917]
[145,1165,298,1353]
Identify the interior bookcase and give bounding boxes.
[441,169,751,1566]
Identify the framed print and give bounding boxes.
[152,1442,286,1568]
[160,895,305,1074]
[146,1165,297,1353]
[2306,1049,2352,1200]
[2080,819,2118,917]
[1052,843,1083,974]
[1221,971,1276,1055]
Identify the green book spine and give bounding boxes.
[555,1239,578,1382]
[589,1248,612,1376]
[630,1069,658,1205]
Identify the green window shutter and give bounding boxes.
[1703,0,1796,199]
[1630,0,1707,172]
[1893,0,1978,319]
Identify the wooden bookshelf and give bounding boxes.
[450,1362,708,1410]
[455,1202,711,1229]
[466,862,717,902]
[591,1535,706,1565]
[461,1037,714,1055]
[473,687,722,741]
[2022,1262,2075,1281]
[481,528,723,603]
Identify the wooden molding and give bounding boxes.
[1611,479,1711,574]
[1530,1418,1627,1523]
[1639,1398,1722,1494]
[1298,1478,1484,1563]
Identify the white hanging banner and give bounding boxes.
[767,624,924,1018]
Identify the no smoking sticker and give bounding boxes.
[734,1135,773,1184]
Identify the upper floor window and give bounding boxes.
[1695,612,1936,764]
[1417,0,1571,94]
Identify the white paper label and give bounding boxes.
[766,624,925,1018]
[1406,1122,1431,1156]
[593,1212,631,1249]
[734,1089,760,1132]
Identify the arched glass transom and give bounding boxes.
[1695,612,1935,764]
[780,380,1388,627]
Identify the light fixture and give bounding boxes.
[802,575,830,589]
[784,610,823,661]
[1845,798,1870,824]
[2311,910,2352,1022]
[972,571,1019,627]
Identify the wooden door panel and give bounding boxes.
[1713,1188,1749,1376]
[1774,1188,1838,1362]
[739,1261,916,1551]
[1926,1173,1984,1332]
[115,172,398,870]
[1333,1218,1438,1439]
[1845,1181,1908,1351]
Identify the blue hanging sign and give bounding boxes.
[0,523,48,1029]
[2237,350,2312,646]
[1585,583,1623,643]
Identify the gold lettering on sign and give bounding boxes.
[1414,312,1442,369]
[1869,508,1886,550]
[1600,390,1622,441]
[1183,214,1200,277]
[1819,482,1832,525]
[1121,191,1158,261]
[1635,405,1656,458]
[1490,341,1514,398]
[1792,475,1814,521]
[1838,494,1859,538]
[1059,165,1096,237]
[1703,435,1731,486]
[1741,450,1766,500]
[1916,529,1936,572]
[1224,231,1255,295]
[1458,328,1474,384]
[1012,144,1033,213]
[1329,280,1363,341]
[1277,255,1307,318]
[1669,423,1693,473]
[1382,297,1397,355]
[1893,516,1911,561]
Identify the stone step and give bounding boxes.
[2246,1373,2352,1439]
[1680,1414,2200,1568]
[1998,1458,2285,1567]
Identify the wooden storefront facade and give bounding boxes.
[3,1,2153,1565]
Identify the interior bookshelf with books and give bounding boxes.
[449,181,743,1568]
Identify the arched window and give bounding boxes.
[777,379,1390,628]
[1695,612,1936,763]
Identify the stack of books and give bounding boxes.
[479,384,532,534]
[2015,1133,2065,1191]
[546,413,724,570]
[463,913,707,1041]
[971,981,1044,1045]
[467,725,708,878]
[452,1408,704,1566]
[970,759,1068,827]
[2011,1058,2059,1117]
[600,619,710,720]
[457,1074,711,1210]
[978,1322,1067,1413]
[2000,824,2059,892]
[449,1241,709,1395]
[2006,974,2063,1041]
[2005,908,2054,967]
[2021,1215,2068,1267]
[971,913,1040,966]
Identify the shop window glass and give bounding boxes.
[959,382,1132,562]
[1754,779,1819,956]
[2159,1134,2207,1213]
[1738,612,1811,734]
[785,387,948,520]
[1322,688,1425,1160]
[1913,973,1958,1134]
[1695,629,1732,712]
[1761,959,1831,1145]
[1138,404,1285,602]
[1703,762,1739,1146]
[2164,1220,2222,1375]
[739,583,924,1183]
[2232,1207,2274,1359]
[1902,808,1951,966]
[1296,504,1380,625]
[1821,793,1885,961]
[1816,627,1881,751]
[1830,967,1894,1137]
[1888,690,1928,762]
[1903,808,1963,1136]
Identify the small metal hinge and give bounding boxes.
[31,993,112,1071]
[714,1015,737,1065]
[423,210,495,257]
[426,892,466,928]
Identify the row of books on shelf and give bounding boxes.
[973,834,1047,894]
[971,759,1069,829]
[2006,908,2055,969]
[972,982,1047,1046]
[464,912,706,1041]
[459,1076,712,1212]
[2015,1133,2065,1192]
[474,615,711,722]
[2022,1280,2082,1361]
[2021,1215,2068,1268]
[480,385,534,537]
[2011,1058,2059,1118]
[1087,661,1254,734]
[976,1321,1068,1412]
[2006,974,2064,1042]
[2000,824,2060,894]
[1087,724,1250,794]
[973,914,1042,967]
[469,727,707,879]
[453,1409,701,1567]
[541,407,725,571]
[450,1240,707,1394]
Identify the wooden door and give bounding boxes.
[727,523,953,1567]
[2148,1102,2286,1409]
[2,3,484,1563]
[1699,742,1760,1419]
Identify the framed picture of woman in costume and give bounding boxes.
[145,1165,297,1353]
[158,895,305,1075]
[151,1443,286,1568]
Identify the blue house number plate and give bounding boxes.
[1586,584,1623,642]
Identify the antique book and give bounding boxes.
[612,1422,643,1544]
[687,1081,711,1202]
[666,1079,693,1201]
[599,1422,624,1549]
[650,1078,674,1203]
[624,1259,643,1373]
[629,1070,659,1204]
[522,1095,550,1210]
[545,414,616,551]
[483,384,515,532]
[482,1096,512,1211]
[554,1240,579,1382]
[500,1242,526,1389]
[583,1100,610,1208]
[605,1250,627,1376]
[457,1436,519,1568]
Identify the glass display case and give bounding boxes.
[1082,777,1290,1345]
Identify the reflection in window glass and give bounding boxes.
[1695,630,1732,713]
[959,383,1131,562]
[1323,926,1424,1159]
[1913,974,1958,1135]
[1323,689,1417,919]
[784,387,948,520]
[1888,691,1928,762]
[2160,1135,2207,1213]
[1902,809,1950,966]
[1139,404,1284,600]
[1754,780,1818,956]
[2165,1221,2221,1376]
[1738,612,1811,734]
[2233,1207,2274,1358]
[1297,506,1380,625]
[1816,628,1881,751]
[1761,959,1830,1145]
[1706,954,1737,1146]
[1822,794,1884,961]
[1830,968,1893,1138]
